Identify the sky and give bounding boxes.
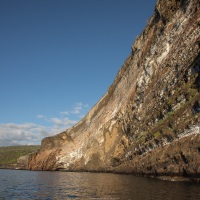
[0,0,156,146]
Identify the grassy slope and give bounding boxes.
[0,145,40,165]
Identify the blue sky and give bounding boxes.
[0,0,156,146]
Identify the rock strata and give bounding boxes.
[26,0,200,180]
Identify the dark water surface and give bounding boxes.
[0,169,199,200]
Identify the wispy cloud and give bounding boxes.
[59,111,69,115]
[0,102,89,146]
[71,102,89,116]
[36,114,45,119]
[49,117,77,127]
[71,102,83,114]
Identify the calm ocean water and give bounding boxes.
[0,169,199,200]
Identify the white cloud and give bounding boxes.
[71,106,82,114]
[71,102,90,115]
[0,102,89,146]
[0,123,48,146]
[60,111,69,115]
[0,119,78,146]
[36,115,45,119]
[49,117,63,125]
[49,117,77,127]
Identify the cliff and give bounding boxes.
[26,0,200,180]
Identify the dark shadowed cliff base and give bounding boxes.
[17,0,200,182]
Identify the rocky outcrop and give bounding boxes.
[16,155,29,170]
[27,0,200,180]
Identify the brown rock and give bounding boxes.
[27,0,200,180]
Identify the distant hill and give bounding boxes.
[0,145,40,169]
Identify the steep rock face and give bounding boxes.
[28,0,200,178]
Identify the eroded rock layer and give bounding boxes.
[27,0,200,179]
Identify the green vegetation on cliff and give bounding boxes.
[0,145,40,166]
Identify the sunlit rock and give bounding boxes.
[26,0,200,180]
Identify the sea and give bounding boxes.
[0,169,199,200]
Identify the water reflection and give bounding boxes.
[0,170,200,200]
